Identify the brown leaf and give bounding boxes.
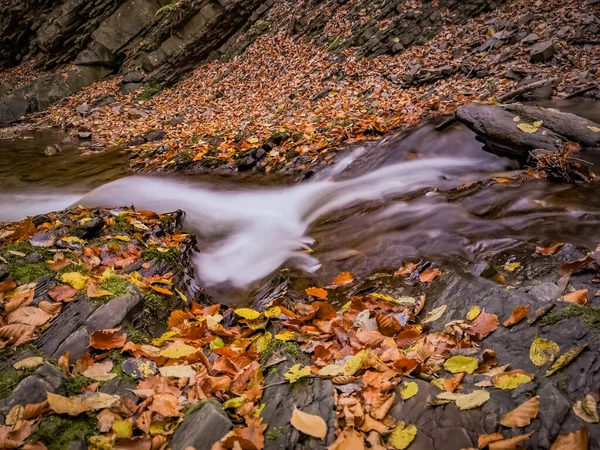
[0,279,17,293]
[502,305,530,327]
[329,428,366,450]
[89,328,127,350]
[0,324,36,347]
[500,396,539,427]
[468,312,499,340]
[332,272,355,285]
[97,409,117,433]
[148,393,181,417]
[550,426,588,450]
[527,304,555,325]
[46,392,92,416]
[48,285,78,302]
[478,432,504,448]
[488,432,532,450]
[306,287,328,299]
[536,243,563,255]
[9,217,36,243]
[395,262,418,276]
[23,442,48,450]
[290,407,327,439]
[6,307,51,327]
[443,373,464,393]
[38,301,62,316]
[560,289,588,305]
[22,401,50,420]
[4,288,34,314]
[58,351,70,376]
[419,268,441,283]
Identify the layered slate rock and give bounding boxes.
[170,402,233,450]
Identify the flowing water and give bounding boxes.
[2,100,600,303]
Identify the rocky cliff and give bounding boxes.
[0,0,505,126]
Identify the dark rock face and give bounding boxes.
[530,40,555,62]
[169,402,233,450]
[456,102,600,160]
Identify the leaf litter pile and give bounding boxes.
[3,0,594,174]
[0,208,596,449]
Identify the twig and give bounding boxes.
[564,84,597,99]
[497,79,552,103]
[261,375,319,390]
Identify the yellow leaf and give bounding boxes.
[210,337,225,349]
[13,356,44,370]
[388,421,417,449]
[47,392,92,416]
[150,285,174,295]
[275,331,296,341]
[82,393,119,410]
[284,364,312,383]
[100,266,115,280]
[88,436,115,450]
[158,365,196,378]
[431,379,445,390]
[290,407,327,439]
[223,396,247,409]
[112,419,133,438]
[129,271,144,284]
[60,272,89,290]
[546,344,587,376]
[159,341,197,359]
[264,306,281,318]
[318,364,345,377]
[517,123,539,133]
[573,394,599,423]
[505,262,521,272]
[62,236,85,243]
[493,373,533,390]
[370,293,416,306]
[152,330,180,346]
[234,308,261,320]
[443,356,479,374]
[400,382,418,400]
[530,337,560,366]
[533,120,544,127]
[175,288,188,303]
[5,405,24,426]
[256,332,272,353]
[114,235,131,242]
[436,390,490,410]
[466,305,481,321]
[247,137,259,144]
[421,305,447,324]
[588,126,600,132]
[344,350,368,376]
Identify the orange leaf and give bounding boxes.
[89,328,127,350]
[0,279,17,293]
[468,312,499,339]
[443,373,464,393]
[500,396,539,427]
[49,285,78,302]
[6,307,52,327]
[478,433,504,448]
[550,426,588,450]
[149,285,173,295]
[536,243,563,255]
[305,287,328,299]
[503,305,530,327]
[395,262,418,276]
[489,433,532,450]
[332,272,355,285]
[560,289,588,305]
[419,268,441,283]
[329,428,366,450]
[58,351,70,376]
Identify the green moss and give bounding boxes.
[57,262,90,276]
[59,376,95,397]
[260,340,301,365]
[0,368,34,399]
[266,426,285,441]
[265,365,279,379]
[144,292,173,314]
[137,83,161,101]
[558,372,570,391]
[125,324,151,345]
[142,246,183,272]
[28,414,96,450]
[99,276,133,297]
[255,22,270,33]
[9,263,53,283]
[539,305,600,329]
[155,2,179,15]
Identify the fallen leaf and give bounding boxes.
[466,305,481,321]
[328,428,365,450]
[468,312,499,339]
[82,361,117,381]
[395,263,418,276]
[13,356,44,370]
[517,123,539,133]
[444,356,479,374]
[158,365,196,378]
[588,126,600,132]
[112,419,133,439]
[492,371,534,390]
[560,289,588,305]
[505,262,521,272]
[573,394,599,423]
[436,390,490,410]
[150,285,173,295]
[305,287,328,299]
[529,337,560,367]
[89,328,127,350]
[536,243,563,255]
[234,308,261,320]
[503,305,530,327]
[419,268,441,282]
[546,344,587,376]
[421,305,447,324]
[86,281,113,298]
[478,433,504,448]
[388,420,417,450]
[59,272,89,290]
[332,272,354,285]
[400,381,418,400]
[7,307,51,327]
[290,407,327,439]
[159,341,197,359]
[82,392,120,410]
[46,392,92,416]
[48,285,78,302]
[488,433,532,450]
[284,364,312,383]
[5,405,24,426]
[550,426,588,450]
[500,396,539,427]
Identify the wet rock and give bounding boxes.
[77,131,92,140]
[170,401,232,450]
[144,129,165,142]
[530,40,555,63]
[60,136,79,149]
[44,145,59,156]
[0,362,65,414]
[71,216,105,240]
[127,108,148,120]
[123,71,146,84]
[521,32,540,44]
[516,77,553,100]
[456,102,600,160]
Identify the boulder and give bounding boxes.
[123,71,145,84]
[127,108,148,120]
[144,129,165,142]
[530,40,555,63]
[170,401,232,450]
[521,32,540,44]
